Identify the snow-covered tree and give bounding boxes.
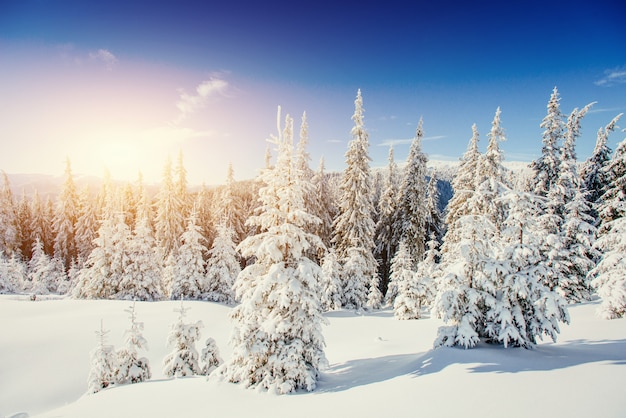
[398,118,429,265]
[115,302,151,384]
[389,241,422,319]
[485,190,570,348]
[174,149,191,221]
[0,171,19,258]
[28,238,64,295]
[87,320,117,394]
[200,337,223,376]
[163,300,203,377]
[590,216,626,319]
[580,114,622,223]
[333,90,378,309]
[205,222,239,304]
[531,87,565,197]
[53,158,80,271]
[215,163,246,244]
[374,146,401,294]
[16,190,33,261]
[222,108,327,394]
[442,124,481,252]
[598,136,626,231]
[120,201,163,301]
[169,208,208,300]
[425,172,444,246]
[0,251,25,293]
[319,248,342,311]
[74,187,98,261]
[154,157,185,260]
[310,158,337,259]
[415,234,440,305]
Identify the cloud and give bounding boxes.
[594,66,626,87]
[89,49,118,70]
[378,135,446,147]
[176,77,229,122]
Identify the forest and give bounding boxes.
[1,88,625,394]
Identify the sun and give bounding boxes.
[95,140,148,182]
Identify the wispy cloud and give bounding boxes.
[89,49,118,70]
[175,77,229,122]
[594,66,626,87]
[588,107,624,114]
[378,135,446,147]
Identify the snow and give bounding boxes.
[1,296,625,418]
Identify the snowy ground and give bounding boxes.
[1,295,625,418]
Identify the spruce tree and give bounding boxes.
[310,158,336,259]
[332,90,377,310]
[53,158,80,271]
[425,172,444,246]
[200,337,223,376]
[319,248,342,311]
[154,157,185,261]
[29,238,64,295]
[115,302,151,384]
[398,118,429,265]
[0,171,19,258]
[87,320,117,394]
[580,114,622,223]
[74,187,98,261]
[531,87,565,197]
[374,146,401,295]
[163,300,203,377]
[205,222,240,304]
[169,208,208,300]
[222,108,327,394]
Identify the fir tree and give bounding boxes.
[442,124,481,252]
[374,146,401,295]
[0,171,19,258]
[222,108,327,394]
[74,187,98,261]
[425,172,444,246]
[205,222,240,304]
[53,158,80,271]
[200,337,223,376]
[0,251,25,293]
[391,241,422,319]
[169,208,208,300]
[115,302,151,384]
[163,300,203,377]
[87,320,117,394]
[531,87,565,197]
[398,118,429,265]
[154,157,185,260]
[580,114,622,223]
[17,190,33,261]
[319,248,342,311]
[485,190,570,348]
[333,90,378,310]
[310,158,336,259]
[216,163,246,244]
[597,134,626,232]
[29,238,64,295]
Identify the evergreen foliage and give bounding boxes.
[163,300,203,377]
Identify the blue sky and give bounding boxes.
[1,0,625,184]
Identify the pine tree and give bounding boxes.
[216,163,246,244]
[115,302,151,384]
[580,114,622,223]
[485,190,569,348]
[398,118,429,265]
[531,87,565,197]
[74,187,98,261]
[590,216,626,319]
[333,90,378,310]
[163,300,203,377]
[433,190,499,348]
[205,222,240,304]
[120,198,163,301]
[222,108,327,394]
[0,171,19,258]
[169,208,208,300]
[28,238,64,295]
[154,157,185,261]
[319,248,342,311]
[310,158,336,259]
[17,190,33,261]
[87,320,117,394]
[53,158,80,271]
[200,337,223,376]
[374,146,401,295]
[442,124,481,252]
[425,172,444,246]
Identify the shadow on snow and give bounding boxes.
[317,338,626,393]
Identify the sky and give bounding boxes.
[1,0,625,185]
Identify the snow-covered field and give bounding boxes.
[1,295,625,418]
